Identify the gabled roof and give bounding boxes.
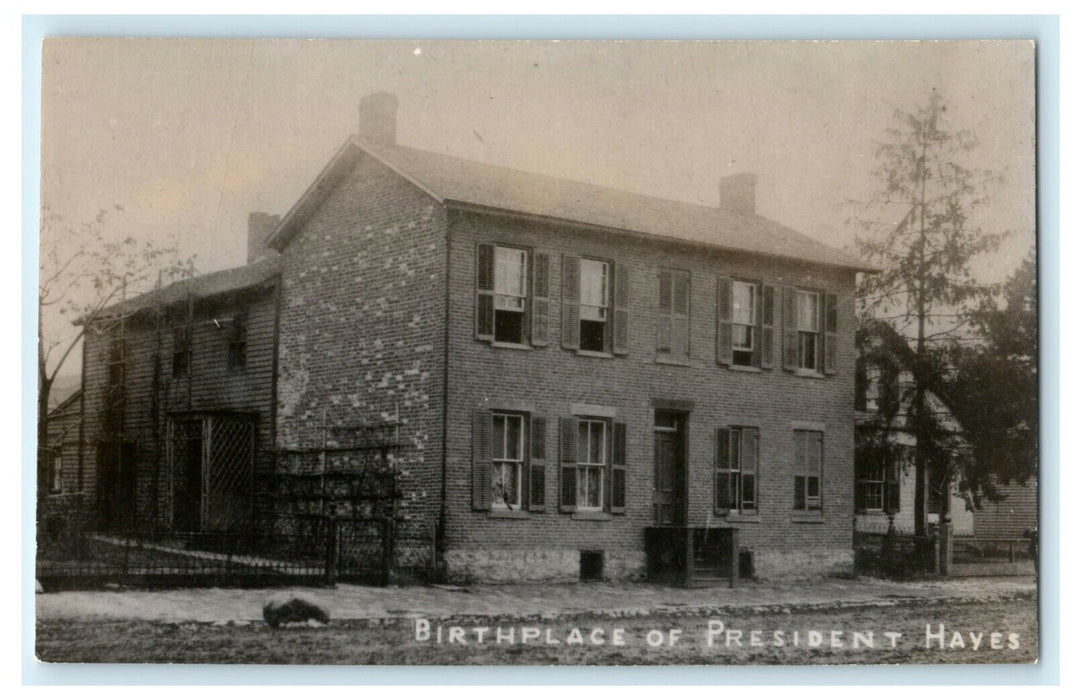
[91,254,280,323]
[269,136,878,273]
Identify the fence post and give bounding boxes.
[324,515,337,586]
[939,521,953,577]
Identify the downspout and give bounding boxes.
[438,208,452,571]
[269,274,283,530]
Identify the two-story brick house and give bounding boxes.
[262,93,876,582]
[72,92,874,582]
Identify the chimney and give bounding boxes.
[719,173,757,216]
[359,92,398,145]
[247,212,280,263]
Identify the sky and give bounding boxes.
[39,39,1036,379]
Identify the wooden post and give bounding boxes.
[1009,539,1015,563]
[939,521,953,577]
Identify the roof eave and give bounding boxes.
[443,200,878,274]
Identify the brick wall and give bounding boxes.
[275,153,447,524]
[444,210,859,581]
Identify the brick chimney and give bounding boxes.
[719,173,757,216]
[247,212,280,263]
[359,92,398,145]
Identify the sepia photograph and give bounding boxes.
[32,37,1039,667]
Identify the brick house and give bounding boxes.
[263,93,874,582]
[72,92,876,582]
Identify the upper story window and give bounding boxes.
[579,259,610,352]
[797,290,821,372]
[476,244,550,348]
[173,326,192,378]
[562,255,629,356]
[228,313,248,372]
[49,452,63,494]
[731,281,757,366]
[493,246,528,344]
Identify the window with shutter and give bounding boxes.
[793,430,823,511]
[227,312,248,371]
[579,259,610,353]
[561,254,581,350]
[782,285,798,370]
[761,285,776,368]
[492,413,525,509]
[714,426,759,514]
[796,290,822,373]
[476,244,541,346]
[531,253,550,347]
[824,293,838,374]
[716,277,732,365]
[612,264,630,355]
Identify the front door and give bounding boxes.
[653,411,686,525]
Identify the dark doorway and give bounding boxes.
[96,441,137,531]
[653,410,687,525]
[172,420,204,532]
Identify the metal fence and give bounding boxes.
[853,530,939,579]
[36,515,437,591]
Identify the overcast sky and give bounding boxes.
[39,39,1035,374]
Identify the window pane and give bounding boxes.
[494,247,526,298]
[729,429,740,472]
[732,282,756,325]
[799,332,817,369]
[493,415,506,460]
[797,292,819,332]
[732,324,753,350]
[584,467,602,507]
[505,415,522,461]
[589,422,605,464]
[580,259,609,308]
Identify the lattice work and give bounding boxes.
[169,419,203,532]
[205,417,255,531]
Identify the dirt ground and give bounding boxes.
[37,597,1037,665]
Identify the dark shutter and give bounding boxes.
[740,427,758,512]
[561,254,580,350]
[671,271,689,358]
[531,253,550,347]
[657,271,672,352]
[476,244,495,341]
[716,277,732,365]
[794,476,806,511]
[529,415,547,511]
[761,284,776,369]
[612,263,630,355]
[472,409,493,510]
[559,416,578,510]
[715,427,731,511]
[610,422,627,514]
[783,285,798,370]
[824,293,838,374]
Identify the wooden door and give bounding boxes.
[653,412,686,525]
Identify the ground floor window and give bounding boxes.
[576,419,607,509]
[793,430,823,511]
[715,426,759,513]
[492,413,525,508]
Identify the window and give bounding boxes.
[797,291,821,372]
[657,270,690,360]
[228,314,247,371]
[492,413,525,509]
[715,426,759,513]
[173,326,191,378]
[493,246,528,344]
[562,256,629,355]
[576,419,607,509]
[731,281,757,366]
[107,337,126,388]
[48,453,63,494]
[857,457,901,513]
[579,259,610,352]
[794,430,823,511]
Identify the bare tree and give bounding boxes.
[37,205,194,505]
[852,91,1006,536]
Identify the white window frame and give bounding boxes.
[492,413,525,509]
[492,246,528,344]
[794,429,824,512]
[576,418,607,510]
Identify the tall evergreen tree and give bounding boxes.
[853,92,1005,535]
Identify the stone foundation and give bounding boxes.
[443,548,646,584]
[751,547,854,580]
